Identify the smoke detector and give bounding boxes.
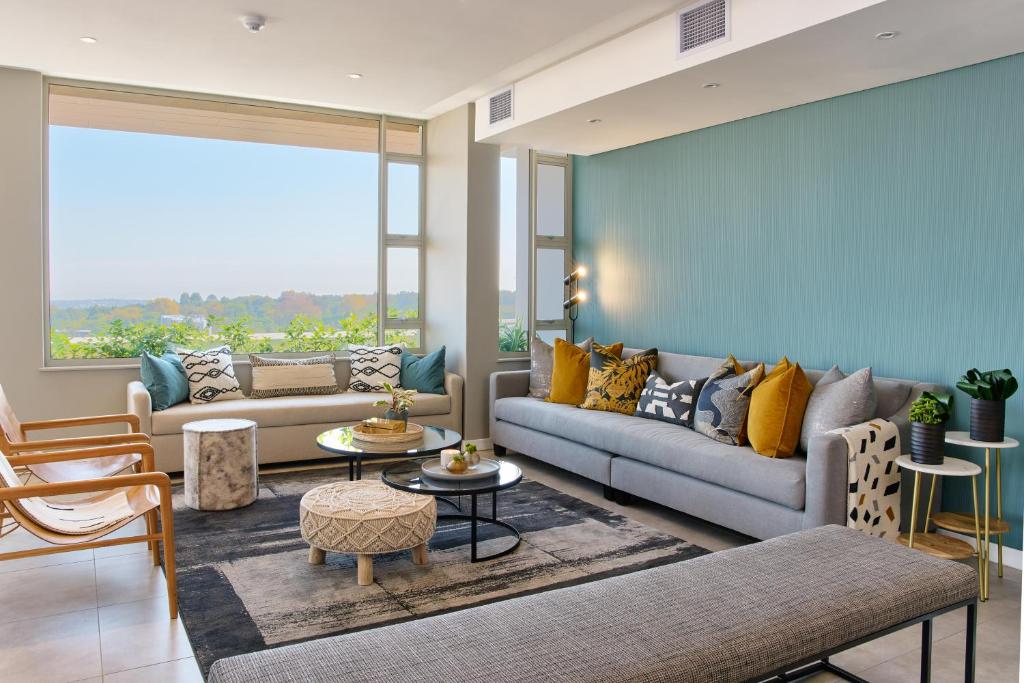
[240,15,266,33]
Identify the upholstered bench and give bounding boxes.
[208,525,978,683]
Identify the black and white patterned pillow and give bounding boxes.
[348,345,403,392]
[634,372,707,429]
[176,346,243,404]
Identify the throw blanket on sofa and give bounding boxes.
[828,419,901,539]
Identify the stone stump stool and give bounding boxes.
[299,481,436,586]
[182,418,258,511]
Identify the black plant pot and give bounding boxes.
[970,398,1005,442]
[911,422,946,465]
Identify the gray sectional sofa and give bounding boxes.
[490,349,940,540]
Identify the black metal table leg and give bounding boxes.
[965,602,977,683]
[921,619,932,682]
[470,494,478,562]
[492,491,497,520]
[348,459,354,481]
[356,456,363,480]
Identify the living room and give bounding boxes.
[0,1,1021,681]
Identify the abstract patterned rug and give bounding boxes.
[171,466,710,675]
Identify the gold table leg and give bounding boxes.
[971,476,985,601]
[909,471,921,548]
[996,449,1003,579]
[924,474,937,531]
[983,448,990,601]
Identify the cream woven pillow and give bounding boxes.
[249,354,338,399]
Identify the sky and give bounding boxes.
[48,126,420,301]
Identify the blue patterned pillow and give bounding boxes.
[694,365,763,445]
[634,373,707,429]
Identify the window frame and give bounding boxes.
[41,79,426,367]
[496,148,530,360]
[529,151,573,346]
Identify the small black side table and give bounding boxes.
[315,425,462,481]
[382,458,523,562]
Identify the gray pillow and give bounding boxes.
[528,335,593,399]
[799,366,878,452]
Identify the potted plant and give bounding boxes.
[909,391,953,465]
[956,369,1017,442]
[373,383,416,430]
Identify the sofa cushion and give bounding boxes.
[152,391,451,435]
[495,397,806,509]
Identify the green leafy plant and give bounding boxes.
[373,382,416,414]
[498,319,528,353]
[909,391,954,425]
[464,443,477,456]
[956,368,1018,401]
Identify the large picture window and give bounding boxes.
[45,85,424,363]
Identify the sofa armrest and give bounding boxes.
[803,433,849,529]
[444,372,464,434]
[489,370,531,440]
[127,381,153,436]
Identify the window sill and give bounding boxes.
[497,356,529,364]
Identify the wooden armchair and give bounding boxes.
[0,384,148,482]
[0,442,177,619]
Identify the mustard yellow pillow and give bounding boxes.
[548,339,623,405]
[581,345,658,415]
[748,357,813,458]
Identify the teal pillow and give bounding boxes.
[140,352,189,411]
[400,347,446,395]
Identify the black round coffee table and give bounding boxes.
[316,425,462,481]
[381,458,523,562]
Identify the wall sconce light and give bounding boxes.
[563,264,588,342]
[563,265,587,286]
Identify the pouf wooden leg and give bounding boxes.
[411,543,429,566]
[357,554,373,586]
[308,546,325,565]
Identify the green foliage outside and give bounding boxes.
[51,311,417,360]
[498,318,528,353]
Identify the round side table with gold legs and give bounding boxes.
[933,432,1019,602]
[896,455,986,601]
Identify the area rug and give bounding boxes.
[172,466,709,675]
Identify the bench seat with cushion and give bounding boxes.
[491,349,942,540]
[207,525,979,683]
[129,357,463,472]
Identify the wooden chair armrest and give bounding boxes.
[20,413,142,433]
[6,442,156,472]
[0,471,171,501]
[7,433,150,453]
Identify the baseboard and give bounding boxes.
[937,529,1023,571]
[463,437,493,451]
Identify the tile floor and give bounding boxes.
[0,451,1018,682]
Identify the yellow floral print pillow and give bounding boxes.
[580,345,658,415]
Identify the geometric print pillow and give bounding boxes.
[634,373,708,429]
[176,346,243,404]
[348,345,403,392]
[693,365,764,446]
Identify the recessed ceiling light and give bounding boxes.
[586,118,602,124]
[702,82,721,89]
[875,31,899,40]
[348,73,363,79]
[79,36,98,44]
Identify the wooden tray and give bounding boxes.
[352,422,424,445]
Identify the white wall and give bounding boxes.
[426,104,527,440]
[0,67,139,426]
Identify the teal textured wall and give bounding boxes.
[573,54,1024,548]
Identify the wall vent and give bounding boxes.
[677,0,730,57]
[489,87,513,125]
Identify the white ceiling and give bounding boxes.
[478,0,1024,154]
[0,0,679,119]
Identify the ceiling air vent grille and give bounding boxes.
[489,87,513,125]
[677,0,730,56]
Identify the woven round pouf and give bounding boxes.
[299,481,436,585]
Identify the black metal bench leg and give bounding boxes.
[965,602,977,683]
[921,618,932,683]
